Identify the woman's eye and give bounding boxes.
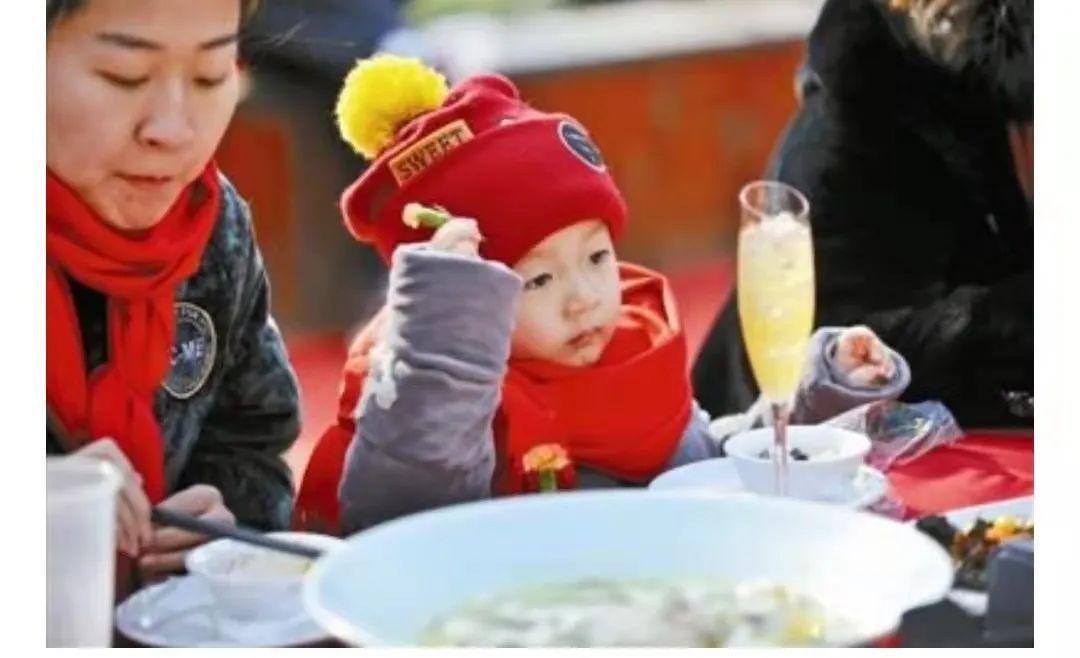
[589,249,611,265]
[99,72,149,89]
[524,273,553,291]
[194,75,228,89]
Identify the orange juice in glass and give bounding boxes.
[737,181,814,495]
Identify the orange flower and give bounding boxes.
[521,444,574,493]
[522,444,571,473]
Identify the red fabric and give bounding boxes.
[294,264,691,532]
[889,433,1034,519]
[46,165,221,503]
[294,309,386,533]
[341,74,627,267]
[498,263,690,493]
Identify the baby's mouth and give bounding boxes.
[567,327,603,351]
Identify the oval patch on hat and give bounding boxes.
[164,302,217,400]
[558,120,606,172]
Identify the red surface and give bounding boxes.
[888,433,1034,518]
[281,333,347,479]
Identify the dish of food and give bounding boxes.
[755,446,844,461]
[186,532,342,622]
[915,513,1033,591]
[421,578,840,647]
[305,492,953,647]
[215,548,314,578]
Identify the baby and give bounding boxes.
[294,56,911,534]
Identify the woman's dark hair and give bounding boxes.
[47,0,262,30]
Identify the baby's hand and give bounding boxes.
[834,325,896,387]
[429,217,483,259]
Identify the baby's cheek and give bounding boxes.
[510,309,552,359]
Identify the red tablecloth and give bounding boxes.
[888,433,1034,519]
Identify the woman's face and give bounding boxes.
[47,0,241,230]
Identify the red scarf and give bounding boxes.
[294,263,692,532]
[46,165,221,503]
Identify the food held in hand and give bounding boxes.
[403,203,452,230]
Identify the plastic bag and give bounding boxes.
[825,399,963,472]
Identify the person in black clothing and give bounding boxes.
[693,0,1033,428]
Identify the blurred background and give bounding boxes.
[215,0,826,474]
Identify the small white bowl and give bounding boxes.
[185,531,342,621]
[724,425,871,500]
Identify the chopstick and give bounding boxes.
[151,508,324,560]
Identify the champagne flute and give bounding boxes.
[736,181,814,495]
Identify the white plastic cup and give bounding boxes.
[46,456,122,647]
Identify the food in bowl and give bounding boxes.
[724,426,871,499]
[755,446,846,461]
[212,547,314,578]
[186,532,341,620]
[915,515,1034,590]
[421,578,850,647]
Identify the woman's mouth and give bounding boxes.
[118,173,175,190]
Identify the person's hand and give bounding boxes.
[72,439,152,558]
[139,484,235,579]
[834,325,896,387]
[429,217,483,259]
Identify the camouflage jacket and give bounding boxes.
[46,176,301,531]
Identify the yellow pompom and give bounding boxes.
[335,54,450,160]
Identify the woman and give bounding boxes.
[46,0,300,580]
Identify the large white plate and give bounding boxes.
[304,491,953,647]
[648,457,888,510]
[115,575,330,648]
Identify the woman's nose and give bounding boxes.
[136,80,196,151]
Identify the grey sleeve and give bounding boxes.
[683,327,911,459]
[339,245,522,534]
[663,402,731,470]
[179,196,301,531]
[790,326,911,424]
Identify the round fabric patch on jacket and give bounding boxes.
[558,120,606,172]
[164,302,217,399]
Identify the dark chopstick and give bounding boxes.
[151,508,324,560]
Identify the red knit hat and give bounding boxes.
[337,58,627,266]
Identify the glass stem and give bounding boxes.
[771,402,790,496]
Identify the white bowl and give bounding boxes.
[186,532,342,621]
[304,492,953,647]
[724,425,871,500]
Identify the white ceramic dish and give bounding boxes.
[649,457,888,510]
[115,575,329,647]
[724,425,872,499]
[304,491,953,647]
[185,532,342,621]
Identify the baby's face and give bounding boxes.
[511,220,621,367]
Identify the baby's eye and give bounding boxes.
[589,249,611,265]
[523,273,553,291]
